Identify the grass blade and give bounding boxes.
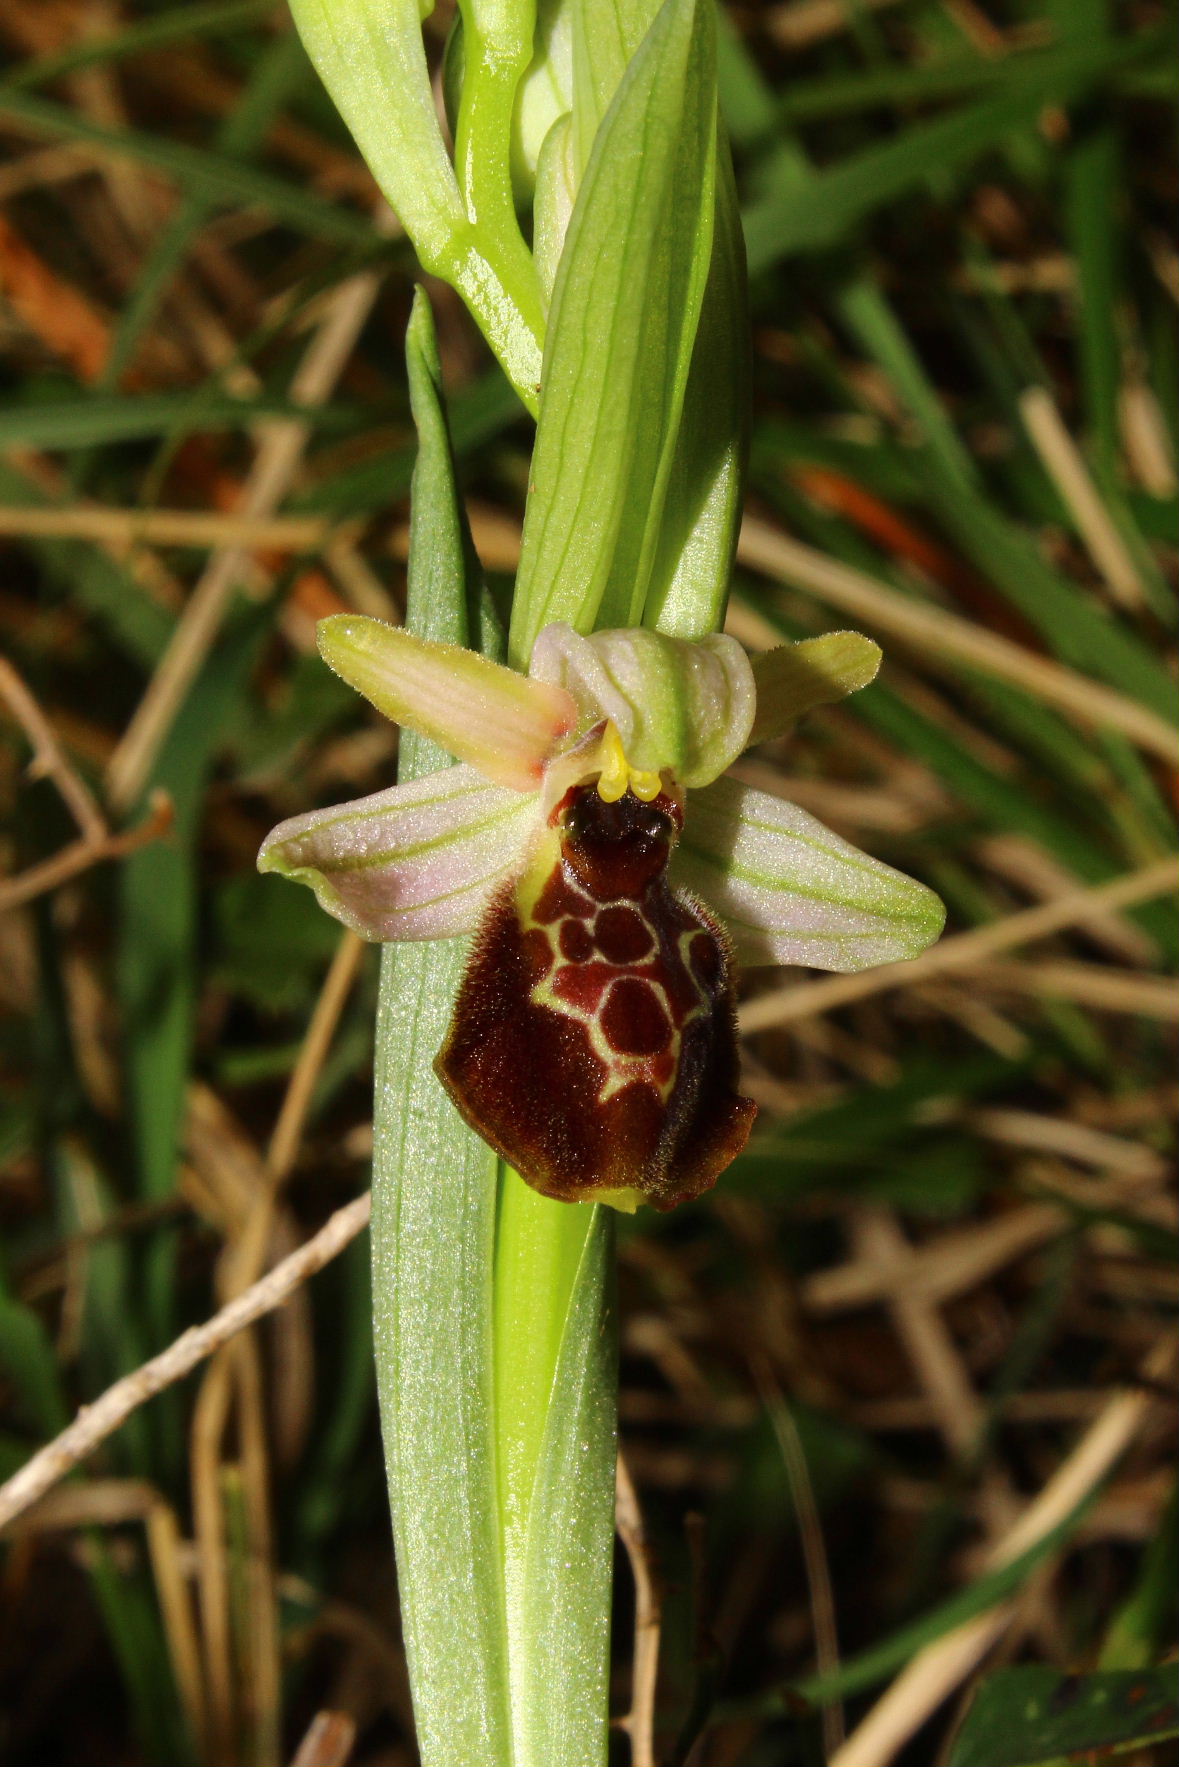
[0,88,380,245]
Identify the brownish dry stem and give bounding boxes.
[0,788,173,912]
[0,1192,372,1534]
[615,1449,663,1767]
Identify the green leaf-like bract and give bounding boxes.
[645,137,749,640]
[568,0,659,179]
[511,0,718,662]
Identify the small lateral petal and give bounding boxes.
[674,774,945,973]
[318,615,577,791]
[748,632,882,748]
[258,763,540,942]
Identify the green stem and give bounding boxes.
[453,0,547,372]
[436,228,546,415]
[493,1172,617,1766]
[494,1175,597,1578]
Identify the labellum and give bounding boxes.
[436,760,756,1212]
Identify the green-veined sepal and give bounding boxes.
[674,773,945,971]
[258,764,540,942]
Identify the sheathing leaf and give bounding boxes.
[372,941,510,1764]
[370,292,511,1763]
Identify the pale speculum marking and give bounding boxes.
[521,845,718,1107]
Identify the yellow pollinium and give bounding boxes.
[594,721,662,803]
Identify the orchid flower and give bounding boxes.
[260,617,944,1211]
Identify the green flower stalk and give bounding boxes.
[267,0,943,1759]
[289,0,546,404]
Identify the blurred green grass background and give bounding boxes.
[0,1,1175,1763]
